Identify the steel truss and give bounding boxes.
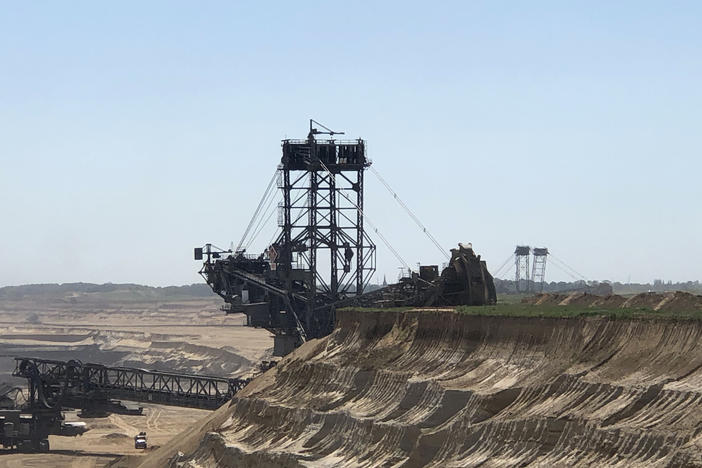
[531,247,549,292]
[14,357,248,410]
[515,245,531,292]
[276,157,376,301]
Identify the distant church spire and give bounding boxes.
[382,275,387,286]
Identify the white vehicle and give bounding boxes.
[134,431,147,449]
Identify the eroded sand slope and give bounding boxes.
[148,309,702,467]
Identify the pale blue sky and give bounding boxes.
[1,1,700,286]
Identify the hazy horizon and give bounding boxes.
[2,2,701,287]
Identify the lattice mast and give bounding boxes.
[514,245,531,292]
[531,248,549,292]
[275,120,376,324]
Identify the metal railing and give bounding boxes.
[282,139,363,145]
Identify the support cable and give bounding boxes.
[243,182,280,249]
[492,254,515,279]
[548,260,583,282]
[236,169,278,253]
[370,166,450,261]
[494,254,514,278]
[242,192,277,252]
[263,173,310,255]
[246,172,280,247]
[318,161,413,272]
[549,253,588,281]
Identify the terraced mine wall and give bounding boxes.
[136,308,702,467]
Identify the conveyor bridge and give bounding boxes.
[13,357,249,411]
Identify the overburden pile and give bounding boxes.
[524,290,702,313]
[137,308,702,467]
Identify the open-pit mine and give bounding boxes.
[135,298,702,467]
[3,123,701,468]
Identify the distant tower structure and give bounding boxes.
[531,248,549,292]
[514,246,531,292]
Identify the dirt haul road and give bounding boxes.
[135,308,702,467]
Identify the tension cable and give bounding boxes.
[317,160,413,272]
[236,169,278,253]
[369,165,450,261]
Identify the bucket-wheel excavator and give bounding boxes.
[197,121,496,356]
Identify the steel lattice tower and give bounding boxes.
[531,248,548,292]
[275,121,376,332]
[515,246,531,292]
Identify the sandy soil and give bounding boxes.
[524,290,702,312]
[138,307,702,467]
[0,405,209,468]
[0,293,273,467]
